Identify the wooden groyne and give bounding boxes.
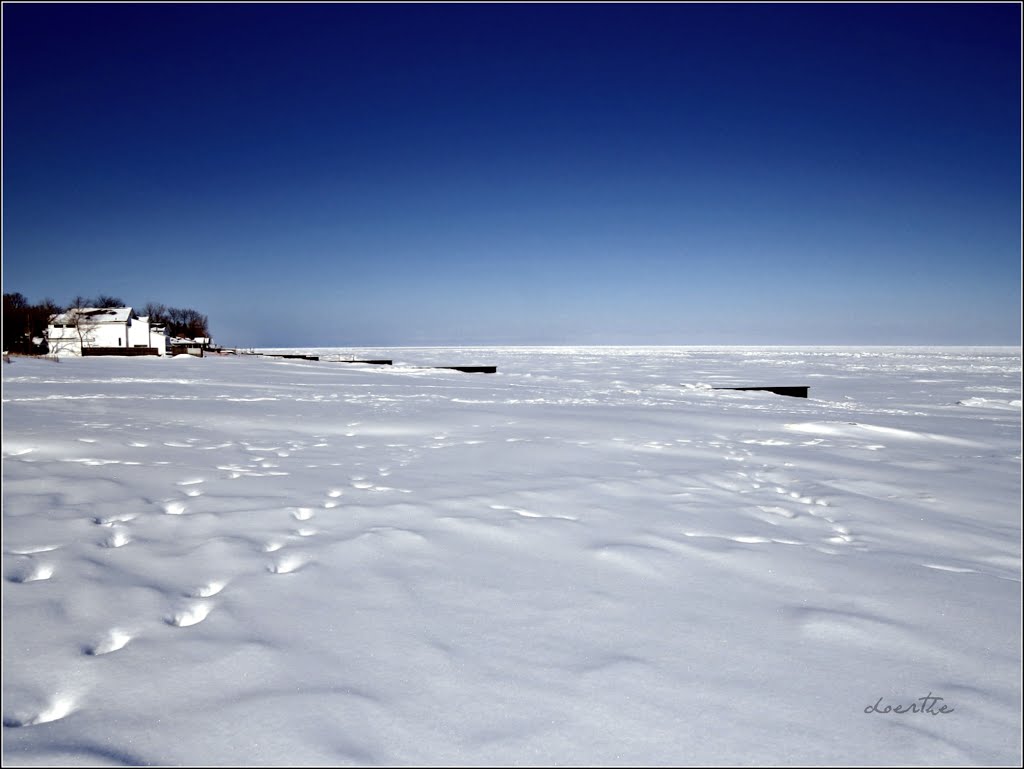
[439,365,496,374]
[252,354,493,373]
[415,365,497,374]
[713,386,808,398]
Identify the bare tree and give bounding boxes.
[159,306,210,339]
[65,296,98,354]
[140,302,169,327]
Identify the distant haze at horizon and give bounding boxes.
[2,3,1020,348]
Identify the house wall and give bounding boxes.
[127,316,150,348]
[46,320,129,356]
[89,322,129,349]
[46,327,83,356]
[149,327,168,356]
[46,309,170,357]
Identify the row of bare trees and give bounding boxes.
[137,303,210,340]
[3,293,210,354]
[3,293,61,354]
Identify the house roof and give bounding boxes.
[49,307,133,325]
[169,336,209,345]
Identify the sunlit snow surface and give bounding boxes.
[2,346,1020,766]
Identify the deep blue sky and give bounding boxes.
[3,3,1021,346]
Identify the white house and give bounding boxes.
[46,307,169,357]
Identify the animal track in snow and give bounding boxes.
[744,473,855,548]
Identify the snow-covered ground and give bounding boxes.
[2,346,1021,766]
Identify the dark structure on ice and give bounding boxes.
[713,386,809,398]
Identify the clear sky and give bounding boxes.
[3,2,1021,347]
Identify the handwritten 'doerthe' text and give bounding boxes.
[864,693,954,715]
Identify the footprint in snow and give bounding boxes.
[98,528,131,548]
[162,501,187,515]
[93,513,138,526]
[165,601,213,627]
[267,553,309,574]
[185,580,227,598]
[83,628,133,656]
[176,478,205,497]
[3,695,77,728]
[7,561,55,583]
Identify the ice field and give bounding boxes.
[2,346,1021,765]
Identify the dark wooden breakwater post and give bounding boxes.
[712,386,809,398]
[415,365,497,374]
[436,365,496,374]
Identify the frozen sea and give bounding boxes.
[2,346,1021,766]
